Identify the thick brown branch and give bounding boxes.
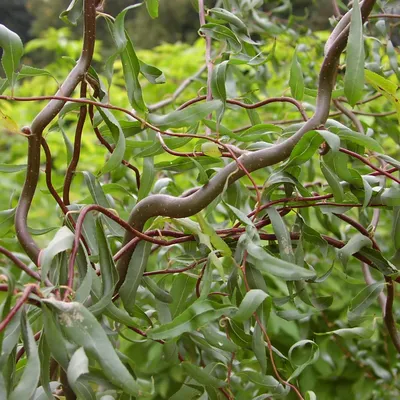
[15,0,97,264]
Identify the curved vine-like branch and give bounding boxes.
[15,0,97,264]
[115,0,377,286]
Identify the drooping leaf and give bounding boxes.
[148,300,237,341]
[44,299,140,395]
[344,0,365,106]
[0,25,23,88]
[120,241,152,314]
[59,0,83,25]
[288,340,319,381]
[67,347,95,399]
[9,313,40,400]
[148,100,222,128]
[247,242,316,281]
[96,107,126,175]
[234,289,269,322]
[348,282,385,324]
[199,23,242,53]
[182,362,227,388]
[145,0,159,19]
[39,226,75,283]
[289,48,304,101]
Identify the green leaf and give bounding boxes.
[196,213,232,256]
[329,127,383,152]
[81,172,123,236]
[234,289,269,322]
[42,305,72,370]
[59,0,83,25]
[285,130,324,168]
[145,0,159,19]
[143,277,173,303]
[139,60,165,84]
[344,0,364,106]
[348,282,384,324]
[0,25,24,88]
[148,100,222,128]
[67,347,95,399]
[359,247,398,275]
[113,5,142,52]
[209,8,248,33]
[201,142,222,158]
[315,326,374,339]
[364,69,400,123]
[338,233,372,267]
[0,208,15,237]
[148,299,237,340]
[247,242,316,281]
[39,226,75,283]
[37,335,54,400]
[44,299,139,395]
[321,162,344,202]
[289,48,304,101]
[182,362,227,388]
[393,207,400,251]
[0,163,26,173]
[137,157,155,201]
[211,60,228,102]
[225,202,254,226]
[121,35,146,111]
[9,313,40,400]
[89,219,118,315]
[96,107,126,175]
[364,69,397,95]
[199,23,242,53]
[288,340,319,381]
[120,241,152,314]
[266,207,294,263]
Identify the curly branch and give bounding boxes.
[15,0,97,264]
[115,0,377,287]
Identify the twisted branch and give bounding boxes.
[15,0,97,264]
[115,0,377,287]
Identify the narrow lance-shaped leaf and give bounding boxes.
[67,347,95,399]
[39,226,75,283]
[289,47,304,101]
[44,299,140,395]
[145,0,159,19]
[338,233,372,267]
[182,362,227,388]
[121,35,146,111]
[148,299,237,341]
[9,312,40,400]
[89,219,118,314]
[0,25,24,89]
[113,4,143,52]
[59,0,83,25]
[138,157,155,201]
[348,282,385,324]
[288,340,319,381]
[344,0,365,106]
[120,241,152,314]
[234,289,269,322]
[199,23,242,53]
[96,106,126,175]
[246,241,316,281]
[148,100,222,129]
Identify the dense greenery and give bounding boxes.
[0,0,400,399]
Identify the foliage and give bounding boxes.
[0,0,400,399]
